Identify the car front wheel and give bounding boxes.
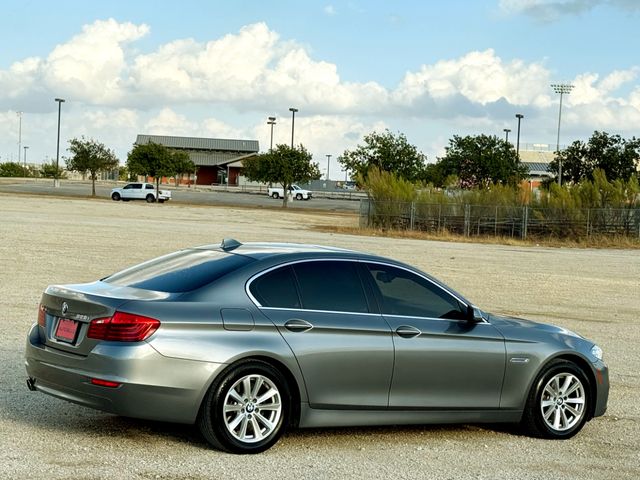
[111,192,121,201]
[295,193,303,200]
[198,360,290,454]
[521,359,590,439]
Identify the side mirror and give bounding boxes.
[467,305,484,323]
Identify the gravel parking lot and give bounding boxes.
[1,194,638,479]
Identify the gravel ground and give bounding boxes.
[0,194,638,480]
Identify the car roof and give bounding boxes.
[192,241,363,261]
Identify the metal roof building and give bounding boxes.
[134,134,259,185]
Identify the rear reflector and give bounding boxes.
[87,311,160,342]
[90,378,121,388]
[38,304,46,327]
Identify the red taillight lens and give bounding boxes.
[90,378,121,388]
[87,311,160,342]
[38,304,46,327]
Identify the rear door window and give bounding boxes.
[293,261,369,313]
[249,266,300,309]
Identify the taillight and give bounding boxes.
[38,304,46,327]
[90,378,121,388]
[87,311,160,342]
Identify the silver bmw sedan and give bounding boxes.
[25,239,609,454]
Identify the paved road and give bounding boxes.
[0,180,362,213]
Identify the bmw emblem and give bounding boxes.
[61,302,69,316]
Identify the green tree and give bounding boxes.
[550,131,640,184]
[242,144,321,207]
[40,162,67,179]
[126,142,176,199]
[0,162,27,177]
[338,130,428,184]
[65,137,119,196]
[171,151,195,187]
[436,134,527,188]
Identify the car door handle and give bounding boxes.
[284,319,314,333]
[395,325,421,338]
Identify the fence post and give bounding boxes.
[586,208,590,238]
[522,206,528,240]
[464,204,471,237]
[438,204,442,232]
[494,206,498,236]
[410,202,415,230]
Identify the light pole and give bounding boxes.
[54,98,65,186]
[289,107,298,148]
[515,114,524,157]
[267,116,276,151]
[551,83,574,185]
[503,128,511,143]
[23,146,28,175]
[326,154,332,180]
[17,111,22,164]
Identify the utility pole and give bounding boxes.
[289,107,298,148]
[17,111,23,164]
[515,114,524,157]
[326,154,332,180]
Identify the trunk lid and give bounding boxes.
[39,281,173,356]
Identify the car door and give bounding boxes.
[248,260,394,408]
[363,262,506,409]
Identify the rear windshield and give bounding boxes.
[103,249,253,293]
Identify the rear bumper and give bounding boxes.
[24,324,224,424]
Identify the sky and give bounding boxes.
[1,0,639,179]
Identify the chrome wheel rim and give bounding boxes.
[223,374,282,443]
[540,372,586,432]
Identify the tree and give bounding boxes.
[0,162,27,177]
[126,142,176,199]
[40,162,67,179]
[171,151,196,187]
[435,134,528,188]
[65,137,119,196]
[550,131,640,184]
[242,144,321,207]
[338,130,428,184]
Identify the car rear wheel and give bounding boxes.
[521,359,590,439]
[295,193,303,200]
[271,192,279,199]
[111,192,121,201]
[146,194,155,203]
[198,360,290,454]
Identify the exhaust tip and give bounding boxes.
[26,377,37,391]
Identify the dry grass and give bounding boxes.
[312,225,640,249]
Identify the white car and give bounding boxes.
[111,183,172,203]
[267,184,312,200]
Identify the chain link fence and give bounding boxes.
[360,200,640,239]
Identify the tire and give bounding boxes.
[521,359,590,439]
[198,360,290,454]
[295,193,303,200]
[146,194,155,203]
[271,192,279,199]
[111,192,121,201]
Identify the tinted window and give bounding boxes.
[250,266,300,309]
[104,250,253,293]
[293,261,368,313]
[366,263,466,320]
[145,184,154,190]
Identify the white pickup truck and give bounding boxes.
[267,184,312,200]
[110,183,172,203]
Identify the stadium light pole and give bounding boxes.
[503,128,511,143]
[515,113,524,157]
[54,98,65,187]
[23,146,28,175]
[326,154,332,180]
[17,111,23,164]
[551,83,574,185]
[289,107,298,148]
[267,116,276,151]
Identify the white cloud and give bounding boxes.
[499,0,640,21]
[324,5,337,15]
